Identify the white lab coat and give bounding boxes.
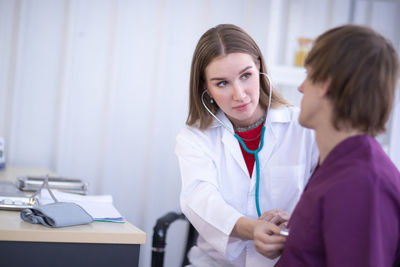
[175,106,319,267]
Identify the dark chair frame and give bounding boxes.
[151,212,198,267]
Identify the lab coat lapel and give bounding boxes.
[222,129,249,176]
[215,112,249,176]
[258,120,277,169]
[258,108,290,172]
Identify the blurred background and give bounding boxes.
[0,0,399,266]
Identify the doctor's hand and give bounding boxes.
[253,220,287,259]
[259,209,290,228]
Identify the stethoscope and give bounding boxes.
[201,72,272,217]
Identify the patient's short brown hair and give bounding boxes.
[305,25,399,136]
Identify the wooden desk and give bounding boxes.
[0,166,146,267]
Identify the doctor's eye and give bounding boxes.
[216,81,228,87]
[241,73,251,80]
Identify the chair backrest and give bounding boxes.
[151,212,198,267]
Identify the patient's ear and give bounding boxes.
[319,78,331,97]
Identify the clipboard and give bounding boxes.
[0,181,35,210]
[17,176,88,195]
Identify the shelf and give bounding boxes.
[269,65,306,87]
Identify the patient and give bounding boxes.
[253,24,400,266]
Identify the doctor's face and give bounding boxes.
[205,52,264,128]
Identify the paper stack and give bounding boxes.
[39,189,124,223]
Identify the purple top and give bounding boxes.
[276,135,400,266]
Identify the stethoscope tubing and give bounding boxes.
[235,126,266,217]
[201,72,273,217]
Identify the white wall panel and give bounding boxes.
[7,0,66,167]
[0,0,19,144]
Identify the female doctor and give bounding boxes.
[175,24,318,266]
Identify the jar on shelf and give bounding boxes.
[294,37,313,67]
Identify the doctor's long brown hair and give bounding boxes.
[186,24,289,129]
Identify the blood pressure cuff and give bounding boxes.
[20,202,93,228]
